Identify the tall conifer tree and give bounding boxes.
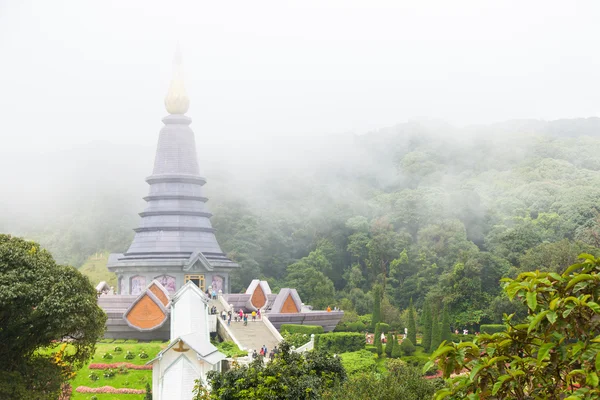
[441,304,452,343]
[372,285,382,330]
[374,323,383,356]
[407,298,417,345]
[431,306,442,352]
[421,302,432,352]
[385,332,394,357]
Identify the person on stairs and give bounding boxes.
[252,310,257,322]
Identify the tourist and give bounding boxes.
[257,308,261,320]
[252,310,256,322]
[252,350,258,359]
[326,306,331,312]
[262,345,267,355]
[243,314,248,326]
[239,308,244,320]
[227,313,231,326]
[269,350,274,360]
[273,345,279,355]
[221,310,227,321]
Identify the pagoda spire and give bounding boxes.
[164,46,190,115]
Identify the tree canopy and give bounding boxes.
[0,234,106,399]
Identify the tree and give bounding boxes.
[371,285,382,330]
[286,262,335,310]
[430,306,441,353]
[421,302,432,352]
[407,298,417,345]
[207,342,346,399]
[428,254,600,399]
[0,235,106,399]
[399,337,416,356]
[440,304,451,344]
[374,323,383,356]
[144,382,153,400]
[385,332,394,357]
[324,361,441,399]
[391,335,402,358]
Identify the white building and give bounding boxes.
[147,282,225,399]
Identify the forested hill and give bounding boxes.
[4,117,600,327]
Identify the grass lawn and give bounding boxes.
[66,342,167,399]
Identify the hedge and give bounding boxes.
[334,321,367,332]
[480,324,505,334]
[378,323,390,333]
[339,350,377,375]
[280,324,324,335]
[450,333,476,343]
[315,332,365,353]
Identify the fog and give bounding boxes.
[1,0,600,248]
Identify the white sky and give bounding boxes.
[1,0,600,155]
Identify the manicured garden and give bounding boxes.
[42,339,167,399]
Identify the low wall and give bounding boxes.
[266,311,343,332]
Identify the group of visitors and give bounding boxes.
[204,289,218,300]
[252,345,279,361]
[209,306,219,315]
[231,308,261,326]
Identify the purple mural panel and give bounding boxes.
[131,275,146,296]
[211,275,224,293]
[155,275,176,294]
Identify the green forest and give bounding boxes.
[7,117,600,332]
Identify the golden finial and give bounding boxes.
[164,45,190,114]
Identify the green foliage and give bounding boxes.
[430,307,442,352]
[280,324,324,335]
[214,341,247,358]
[0,235,106,399]
[429,255,600,399]
[125,350,136,360]
[339,350,378,375]
[399,337,416,356]
[371,285,382,330]
[479,324,505,334]
[144,382,152,400]
[315,332,365,353]
[334,320,367,332]
[421,302,432,351]
[407,298,417,346]
[384,333,394,357]
[440,304,452,343]
[377,322,390,333]
[281,331,312,348]
[323,362,442,400]
[207,342,346,399]
[374,323,383,356]
[391,336,402,358]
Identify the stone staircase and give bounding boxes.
[209,300,281,354]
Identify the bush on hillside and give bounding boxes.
[339,350,377,375]
[391,336,402,359]
[315,332,365,353]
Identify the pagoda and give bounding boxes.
[108,50,239,295]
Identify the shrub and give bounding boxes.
[365,345,377,354]
[374,324,382,356]
[124,351,135,360]
[103,369,116,378]
[138,350,149,359]
[89,363,152,370]
[384,333,394,357]
[339,350,377,375]
[315,332,365,353]
[91,396,98,400]
[101,353,113,360]
[391,336,402,358]
[479,324,505,334]
[281,331,311,348]
[378,323,390,333]
[124,339,138,344]
[99,338,114,344]
[334,321,367,332]
[450,333,476,343]
[400,338,416,356]
[75,386,146,394]
[88,372,99,381]
[280,324,324,335]
[113,346,122,352]
[117,365,128,375]
[215,341,247,358]
[113,339,126,344]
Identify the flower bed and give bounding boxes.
[75,385,146,394]
[89,363,152,370]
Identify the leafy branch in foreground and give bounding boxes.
[427,254,600,400]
